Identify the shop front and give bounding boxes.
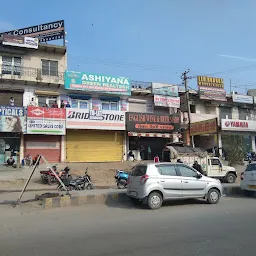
[190,118,218,152]
[0,106,26,164]
[66,108,126,162]
[25,107,66,163]
[221,119,256,152]
[126,112,180,161]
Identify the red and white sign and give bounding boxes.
[221,119,256,132]
[154,95,180,108]
[26,107,66,135]
[66,108,126,130]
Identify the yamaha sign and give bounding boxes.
[221,119,256,132]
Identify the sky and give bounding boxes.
[1,0,256,93]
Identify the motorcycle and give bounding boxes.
[115,170,130,189]
[40,166,71,185]
[58,168,94,191]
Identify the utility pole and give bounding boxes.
[181,70,193,146]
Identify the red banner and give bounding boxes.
[27,107,65,119]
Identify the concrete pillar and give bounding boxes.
[61,135,66,162]
[218,133,223,157]
[19,134,24,165]
[251,135,256,152]
[123,132,127,161]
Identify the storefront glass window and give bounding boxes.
[102,101,119,111]
[71,99,78,108]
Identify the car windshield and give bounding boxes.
[131,165,147,176]
[246,163,256,172]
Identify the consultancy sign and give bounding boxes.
[190,118,218,136]
[0,20,65,42]
[64,71,131,96]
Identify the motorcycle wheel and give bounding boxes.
[86,184,94,190]
[117,179,127,189]
[48,176,56,185]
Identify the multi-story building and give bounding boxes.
[0,37,67,163]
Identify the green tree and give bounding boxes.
[222,135,246,166]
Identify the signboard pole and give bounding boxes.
[182,70,193,147]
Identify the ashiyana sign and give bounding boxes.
[64,71,131,96]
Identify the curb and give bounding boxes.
[42,192,127,209]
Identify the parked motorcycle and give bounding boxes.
[57,168,94,191]
[115,170,130,189]
[40,166,71,185]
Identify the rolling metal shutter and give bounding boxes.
[66,130,124,162]
[25,135,61,163]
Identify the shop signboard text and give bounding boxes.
[26,107,66,135]
[126,112,180,133]
[64,71,131,96]
[66,108,126,130]
[190,118,218,136]
[0,20,65,42]
[152,83,178,97]
[221,119,256,132]
[232,94,253,104]
[154,95,180,108]
[0,106,26,133]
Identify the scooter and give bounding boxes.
[115,170,130,189]
[58,169,94,191]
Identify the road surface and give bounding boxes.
[0,194,255,256]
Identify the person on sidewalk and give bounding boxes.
[6,156,15,166]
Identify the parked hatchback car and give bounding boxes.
[240,162,256,196]
[127,163,223,209]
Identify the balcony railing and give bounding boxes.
[0,65,64,84]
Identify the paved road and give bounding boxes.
[0,194,255,256]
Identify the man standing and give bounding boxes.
[147,145,151,160]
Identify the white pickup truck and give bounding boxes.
[162,143,237,183]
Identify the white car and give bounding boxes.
[240,162,256,196]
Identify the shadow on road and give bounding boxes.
[105,186,256,210]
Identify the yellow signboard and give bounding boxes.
[197,76,224,88]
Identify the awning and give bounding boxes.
[35,90,60,96]
[128,132,181,138]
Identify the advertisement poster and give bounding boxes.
[199,87,227,101]
[221,119,256,132]
[0,20,65,43]
[190,118,218,136]
[120,100,129,111]
[0,106,26,133]
[3,35,38,49]
[92,98,101,110]
[154,95,180,108]
[64,71,131,96]
[152,83,178,97]
[26,107,66,135]
[66,108,126,130]
[232,94,253,104]
[197,76,224,88]
[126,112,180,133]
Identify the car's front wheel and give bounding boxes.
[225,173,236,183]
[147,192,163,210]
[207,188,221,204]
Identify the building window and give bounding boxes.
[219,107,232,119]
[41,59,58,76]
[102,101,118,111]
[1,56,22,75]
[38,96,58,107]
[78,100,88,109]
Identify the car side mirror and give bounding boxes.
[196,173,202,179]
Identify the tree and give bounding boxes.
[222,135,246,166]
